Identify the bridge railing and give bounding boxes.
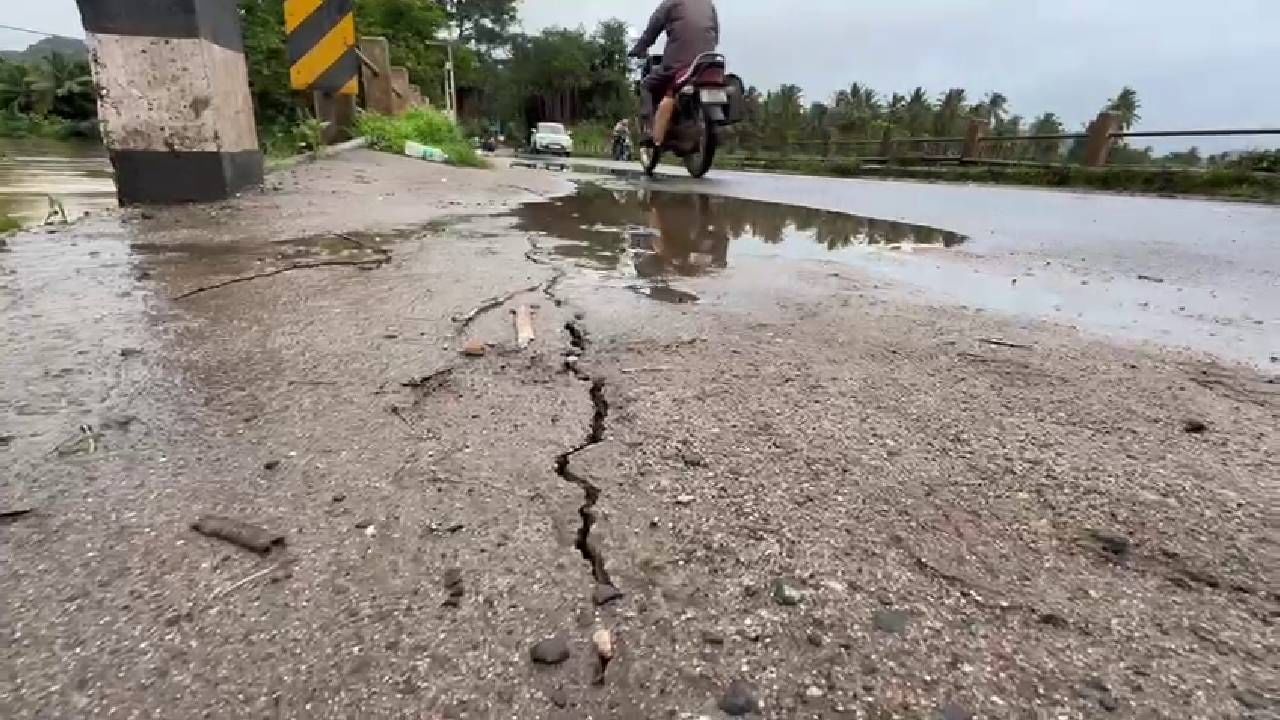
[722,113,1280,171]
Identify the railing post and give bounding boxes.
[390,67,410,115]
[1085,111,1120,167]
[313,91,357,143]
[962,118,989,161]
[879,126,894,162]
[359,37,394,115]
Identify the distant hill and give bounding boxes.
[0,36,89,64]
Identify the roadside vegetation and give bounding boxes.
[2,1,1273,198]
[356,107,484,167]
[0,52,97,139]
[0,213,22,233]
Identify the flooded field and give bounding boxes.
[0,137,116,225]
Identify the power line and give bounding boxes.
[0,23,80,40]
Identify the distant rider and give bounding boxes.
[628,0,720,149]
[612,118,631,159]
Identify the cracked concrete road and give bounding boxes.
[2,151,1277,720]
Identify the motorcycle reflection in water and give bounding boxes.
[508,184,968,303]
[624,192,729,303]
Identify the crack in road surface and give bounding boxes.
[555,376,612,587]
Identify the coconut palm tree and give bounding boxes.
[935,88,967,136]
[904,87,932,137]
[1106,86,1141,131]
[1029,112,1066,161]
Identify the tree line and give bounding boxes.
[2,0,1272,173]
[0,50,96,138]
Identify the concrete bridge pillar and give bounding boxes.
[76,1,263,205]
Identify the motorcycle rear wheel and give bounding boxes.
[684,109,717,179]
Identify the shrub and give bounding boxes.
[356,108,484,168]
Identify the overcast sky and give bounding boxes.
[5,0,1276,151]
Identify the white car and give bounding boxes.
[530,122,573,157]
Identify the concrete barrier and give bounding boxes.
[75,0,263,204]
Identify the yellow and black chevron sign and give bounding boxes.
[285,0,359,95]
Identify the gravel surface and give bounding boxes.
[2,151,1276,719]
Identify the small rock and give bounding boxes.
[682,452,706,467]
[1086,529,1132,559]
[940,703,973,720]
[1037,611,1069,629]
[0,434,12,448]
[592,628,614,660]
[772,579,804,606]
[1182,419,1209,434]
[873,609,910,635]
[718,680,760,716]
[806,631,826,647]
[530,635,570,665]
[442,567,463,589]
[805,686,825,700]
[354,519,375,530]
[701,630,726,645]
[675,495,696,505]
[263,460,280,471]
[119,347,143,358]
[331,493,346,503]
[549,687,569,708]
[593,584,624,607]
[462,339,486,357]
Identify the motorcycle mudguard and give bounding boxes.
[704,104,727,124]
[725,74,746,124]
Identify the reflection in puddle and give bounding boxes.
[510,185,967,300]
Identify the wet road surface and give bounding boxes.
[573,159,1280,367]
[2,152,1277,719]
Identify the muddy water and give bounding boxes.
[0,138,116,225]
[512,184,965,302]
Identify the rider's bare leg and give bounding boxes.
[653,95,676,147]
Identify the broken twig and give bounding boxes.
[453,282,542,333]
[1,508,35,524]
[514,305,536,348]
[173,259,387,300]
[976,338,1034,350]
[621,366,675,374]
[208,561,290,602]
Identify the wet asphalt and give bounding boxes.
[1,151,1277,719]
[575,158,1280,368]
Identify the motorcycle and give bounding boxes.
[635,53,744,178]
[611,133,633,161]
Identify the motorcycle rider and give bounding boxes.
[628,0,720,149]
[612,118,631,160]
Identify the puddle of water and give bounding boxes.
[510,185,966,295]
[0,138,116,225]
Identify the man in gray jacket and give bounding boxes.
[629,0,720,149]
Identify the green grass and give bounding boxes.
[0,213,23,233]
[356,108,485,168]
[0,112,97,140]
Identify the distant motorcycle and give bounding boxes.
[612,133,633,161]
[635,53,744,178]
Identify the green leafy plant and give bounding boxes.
[356,107,485,167]
[0,213,23,233]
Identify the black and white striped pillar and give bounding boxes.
[75,1,264,205]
